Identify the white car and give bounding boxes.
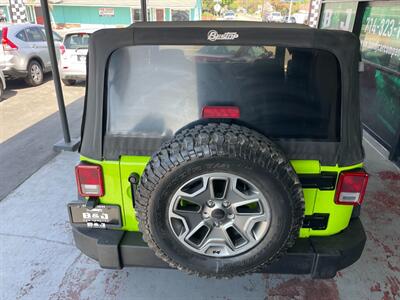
[0,69,6,99]
[267,12,283,23]
[223,11,236,20]
[59,29,95,86]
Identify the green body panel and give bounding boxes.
[80,156,363,237]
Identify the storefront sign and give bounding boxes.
[319,2,357,32]
[99,8,115,17]
[359,3,400,73]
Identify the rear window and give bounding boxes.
[107,45,341,141]
[64,33,90,49]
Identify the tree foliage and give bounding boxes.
[201,0,309,15]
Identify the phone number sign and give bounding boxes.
[359,3,400,73]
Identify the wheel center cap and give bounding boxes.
[211,208,226,220]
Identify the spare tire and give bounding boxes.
[136,123,304,277]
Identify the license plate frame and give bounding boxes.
[68,203,122,229]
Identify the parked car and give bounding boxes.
[283,16,297,23]
[265,12,283,23]
[223,10,236,20]
[0,68,6,99]
[0,23,62,86]
[59,29,95,86]
[69,23,368,279]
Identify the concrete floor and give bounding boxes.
[0,140,399,300]
[0,77,85,200]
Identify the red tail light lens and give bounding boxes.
[60,44,65,55]
[335,171,369,205]
[2,27,18,51]
[75,163,104,197]
[202,106,240,119]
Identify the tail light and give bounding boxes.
[2,27,18,51]
[59,44,65,55]
[75,163,104,197]
[202,106,240,119]
[335,171,369,205]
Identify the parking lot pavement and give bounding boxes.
[0,76,85,200]
[0,140,398,300]
[0,75,85,142]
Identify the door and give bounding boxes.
[25,26,49,68]
[34,6,43,24]
[156,9,164,21]
[40,27,62,64]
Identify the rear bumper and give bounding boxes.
[60,63,86,80]
[60,72,86,80]
[3,67,27,79]
[71,219,366,278]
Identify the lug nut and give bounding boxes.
[222,200,231,208]
[228,213,234,219]
[207,200,215,207]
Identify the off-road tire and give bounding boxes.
[25,60,44,87]
[62,79,76,86]
[136,123,304,278]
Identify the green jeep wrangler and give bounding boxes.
[69,22,369,279]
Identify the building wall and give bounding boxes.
[51,5,132,25]
[0,5,10,22]
[50,3,200,25]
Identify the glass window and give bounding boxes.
[40,28,62,42]
[64,33,91,49]
[319,2,358,31]
[53,32,62,42]
[25,27,44,42]
[16,30,27,42]
[360,64,400,149]
[107,45,341,141]
[171,10,189,21]
[359,2,400,73]
[132,8,142,22]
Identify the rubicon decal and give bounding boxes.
[207,30,239,41]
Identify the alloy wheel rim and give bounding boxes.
[168,172,271,257]
[31,64,42,83]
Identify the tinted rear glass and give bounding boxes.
[64,33,90,49]
[107,45,341,141]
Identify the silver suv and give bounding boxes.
[0,23,62,86]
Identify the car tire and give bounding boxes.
[62,79,76,86]
[25,60,44,87]
[136,123,304,277]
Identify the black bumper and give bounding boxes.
[72,219,366,279]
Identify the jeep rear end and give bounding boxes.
[69,22,367,279]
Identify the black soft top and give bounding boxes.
[80,21,364,166]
